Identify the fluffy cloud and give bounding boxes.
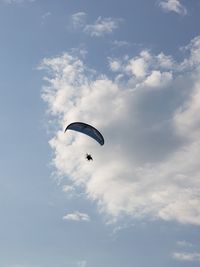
[63,211,90,222]
[109,50,174,82]
[173,252,200,262]
[40,36,200,225]
[71,13,121,37]
[158,0,187,15]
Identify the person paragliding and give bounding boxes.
[65,122,104,161]
[86,153,93,161]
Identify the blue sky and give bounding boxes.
[1,0,200,267]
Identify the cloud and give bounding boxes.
[70,13,121,37]
[62,184,75,194]
[109,50,174,85]
[62,184,80,198]
[84,17,121,37]
[63,211,90,222]
[71,12,87,29]
[158,0,187,15]
[173,252,200,262]
[112,40,130,48]
[40,36,200,225]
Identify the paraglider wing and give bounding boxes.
[65,122,104,145]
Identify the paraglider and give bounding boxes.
[65,122,104,161]
[65,122,104,146]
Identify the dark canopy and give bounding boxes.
[65,122,104,145]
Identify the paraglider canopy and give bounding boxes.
[65,122,104,146]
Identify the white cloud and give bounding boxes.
[126,57,148,78]
[156,52,174,69]
[40,36,200,225]
[181,36,200,69]
[62,184,75,194]
[84,17,120,37]
[173,252,200,262]
[109,50,174,84]
[108,58,122,72]
[112,40,130,48]
[84,17,121,37]
[143,70,172,88]
[158,0,187,15]
[70,13,121,37]
[63,211,90,222]
[71,12,87,29]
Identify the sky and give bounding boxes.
[0,0,200,266]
